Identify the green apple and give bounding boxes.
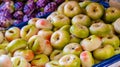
[72,14,92,27]
[51,14,70,28]
[13,49,34,62]
[70,35,81,43]
[80,51,94,67]
[45,60,62,67]
[115,47,120,55]
[42,40,53,56]
[107,24,115,34]
[35,19,53,30]
[112,18,120,34]
[93,45,115,60]
[59,54,81,67]
[102,34,120,49]
[31,54,49,67]
[6,39,27,53]
[37,30,53,40]
[28,35,44,54]
[51,30,70,49]
[0,32,4,44]
[57,2,67,14]
[47,11,59,22]
[89,22,111,37]
[50,50,63,61]
[11,56,30,67]
[79,1,92,8]
[28,35,53,55]
[86,2,104,20]
[63,43,82,56]
[104,7,120,23]
[64,1,82,18]
[28,18,40,25]
[0,55,12,67]
[59,25,70,33]
[81,35,102,51]
[5,27,20,42]
[20,25,38,41]
[70,24,89,38]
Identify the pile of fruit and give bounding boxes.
[0,0,65,29]
[0,1,120,67]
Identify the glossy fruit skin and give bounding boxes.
[81,35,102,51]
[11,56,30,67]
[72,14,92,27]
[50,50,63,61]
[113,18,120,34]
[51,30,70,49]
[64,1,82,18]
[45,60,62,67]
[13,49,34,62]
[59,54,81,67]
[89,22,111,37]
[20,25,38,41]
[102,34,120,49]
[35,19,53,30]
[93,45,115,60]
[63,43,82,56]
[70,24,89,38]
[104,7,120,23]
[31,54,49,67]
[86,2,104,20]
[5,27,20,42]
[6,39,27,53]
[51,14,70,28]
[80,51,94,67]
[0,55,12,67]
[70,35,81,43]
[28,35,44,54]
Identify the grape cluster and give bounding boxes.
[0,0,65,29]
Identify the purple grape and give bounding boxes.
[0,17,13,28]
[54,0,65,5]
[23,14,34,22]
[0,10,12,19]
[13,20,23,26]
[44,2,57,12]
[14,2,24,11]
[36,0,50,8]
[23,2,35,15]
[13,11,24,20]
[0,1,14,13]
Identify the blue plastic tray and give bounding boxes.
[93,54,120,67]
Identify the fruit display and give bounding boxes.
[0,0,65,29]
[0,0,120,67]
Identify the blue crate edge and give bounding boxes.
[93,54,120,67]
